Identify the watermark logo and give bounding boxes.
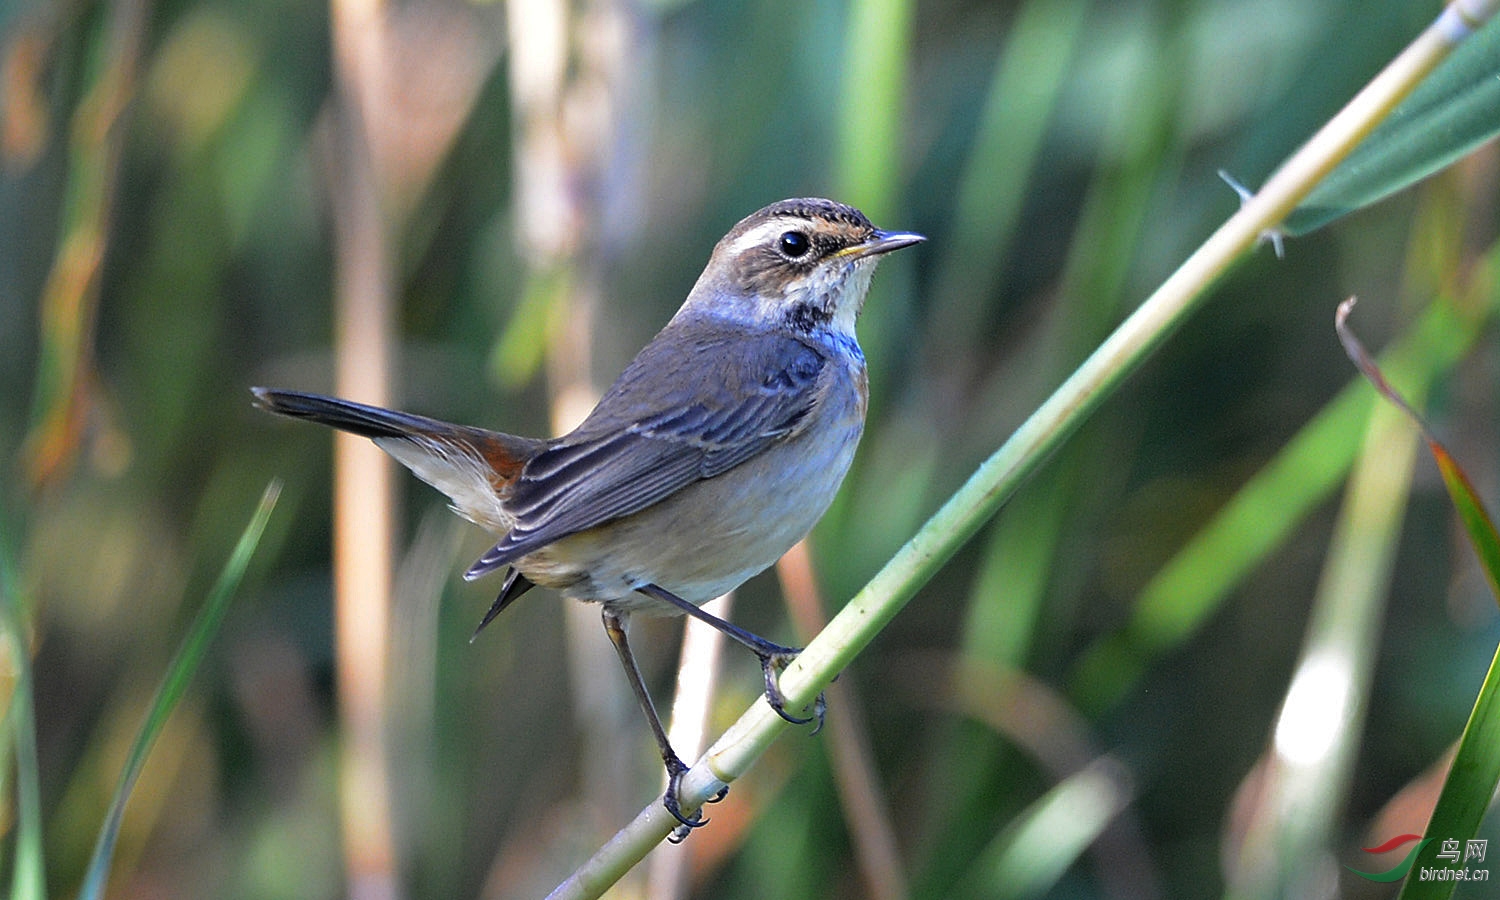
[1347,834,1490,884]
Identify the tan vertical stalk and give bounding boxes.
[778,542,906,900]
[504,0,666,855]
[647,594,731,899]
[328,1,398,897]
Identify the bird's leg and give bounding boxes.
[635,583,826,731]
[601,605,712,841]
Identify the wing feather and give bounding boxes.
[465,323,830,578]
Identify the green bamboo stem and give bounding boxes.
[545,3,1500,896]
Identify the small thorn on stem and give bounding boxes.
[1218,169,1287,259]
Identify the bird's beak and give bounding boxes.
[841,229,926,260]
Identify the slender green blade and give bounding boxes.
[927,0,1090,342]
[835,0,913,225]
[3,665,42,900]
[1397,445,1500,899]
[1433,445,1500,605]
[834,0,915,391]
[1397,645,1500,900]
[1400,436,1500,900]
[1070,294,1483,712]
[0,505,44,900]
[75,482,281,900]
[1287,14,1500,235]
[1335,301,1500,900]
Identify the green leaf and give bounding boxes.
[1433,442,1500,605]
[75,482,281,900]
[1069,293,1484,713]
[1409,443,1500,900]
[1286,13,1500,236]
[1397,644,1500,900]
[1335,301,1500,900]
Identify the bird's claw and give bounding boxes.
[760,650,827,732]
[663,757,721,843]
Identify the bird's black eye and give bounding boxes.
[778,230,811,258]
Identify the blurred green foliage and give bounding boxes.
[2,0,1498,898]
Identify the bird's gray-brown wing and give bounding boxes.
[464,323,832,579]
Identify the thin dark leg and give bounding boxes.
[601,605,707,841]
[635,583,826,731]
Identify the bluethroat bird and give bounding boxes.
[253,198,922,835]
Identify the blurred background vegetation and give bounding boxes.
[3,0,1498,897]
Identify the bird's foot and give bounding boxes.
[663,756,724,843]
[759,649,827,734]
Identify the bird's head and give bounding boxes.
[678,198,924,338]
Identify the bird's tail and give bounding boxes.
[251,387,544,532]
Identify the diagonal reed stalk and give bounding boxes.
[545,2,1500,896]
